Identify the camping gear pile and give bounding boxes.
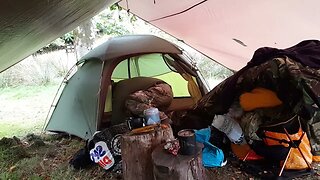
[189,40,320,178]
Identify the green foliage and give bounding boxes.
[14,156,43,177]
[36,38,66,54]
[0,171,21,180]
[39,4,136,53]
[197,57,233,79]
[109,3,119,11]
[93,6,133,36]
[130,15,137,23]
[0,51,74,88]
[61,32,75,45]
[0,143,29,168]
[50,165,80,180]
[0,154,47,180]
[0,123,42,138]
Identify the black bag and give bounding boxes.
[69,140,94,170]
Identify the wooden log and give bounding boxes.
[152,142,206,180]
[121,124,174,180]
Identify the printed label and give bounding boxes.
[89,141,114,170]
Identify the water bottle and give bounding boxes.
[144,107,160,125]
[211,114,245,144]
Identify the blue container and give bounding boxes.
[144,107,160,125]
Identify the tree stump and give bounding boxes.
[121,124,174,180]
[152,142,206,180]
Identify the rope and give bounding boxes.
[149,0,208,22]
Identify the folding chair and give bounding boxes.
[261,116,313,177]
[277,128,312,176]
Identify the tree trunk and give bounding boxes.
[121,124,174,180]
[152,142,206,180]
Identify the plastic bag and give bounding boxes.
[195,127,225,167]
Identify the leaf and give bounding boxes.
[9,165,16,172]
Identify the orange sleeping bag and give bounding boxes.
[240,87,282,111]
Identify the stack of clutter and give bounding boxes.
[192,40,320,178]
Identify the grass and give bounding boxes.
[0,84,59,138]
[0,84,58,101]
[0,123,41,138]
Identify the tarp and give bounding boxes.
[0,0,115,73]
[1,0,320,72]
[118,0,320,70]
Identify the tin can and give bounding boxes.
[177,129,196,155]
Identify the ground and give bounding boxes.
[1,134,320,180]
[1,85,320,179]
[0,134,122,180]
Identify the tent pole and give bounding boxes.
[127,58,131,78]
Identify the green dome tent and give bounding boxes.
[44,35,209,139]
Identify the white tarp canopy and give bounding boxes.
[1,0,320,72]
[119,0,320,70]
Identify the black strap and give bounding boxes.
[263,135,290,145]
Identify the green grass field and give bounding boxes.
[0,85,59,138]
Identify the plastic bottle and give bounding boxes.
[211,114,245,144]
[144,107,160,125]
